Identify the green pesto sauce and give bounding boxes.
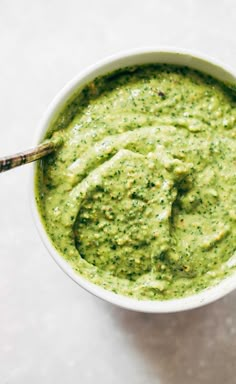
[35,64,236,300]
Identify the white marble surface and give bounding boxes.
[0,0,236,383]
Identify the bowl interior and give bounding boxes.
[32,48,236,313]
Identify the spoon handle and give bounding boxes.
[0,141,55,173]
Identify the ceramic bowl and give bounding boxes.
[31,48,236,313]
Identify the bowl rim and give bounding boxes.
[30,46,236,313]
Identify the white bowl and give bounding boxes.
[31,47,236,313]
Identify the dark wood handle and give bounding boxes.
[0,141,55,172]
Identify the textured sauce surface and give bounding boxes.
[35,65,236,300]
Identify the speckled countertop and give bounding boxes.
[0,1,236,383]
